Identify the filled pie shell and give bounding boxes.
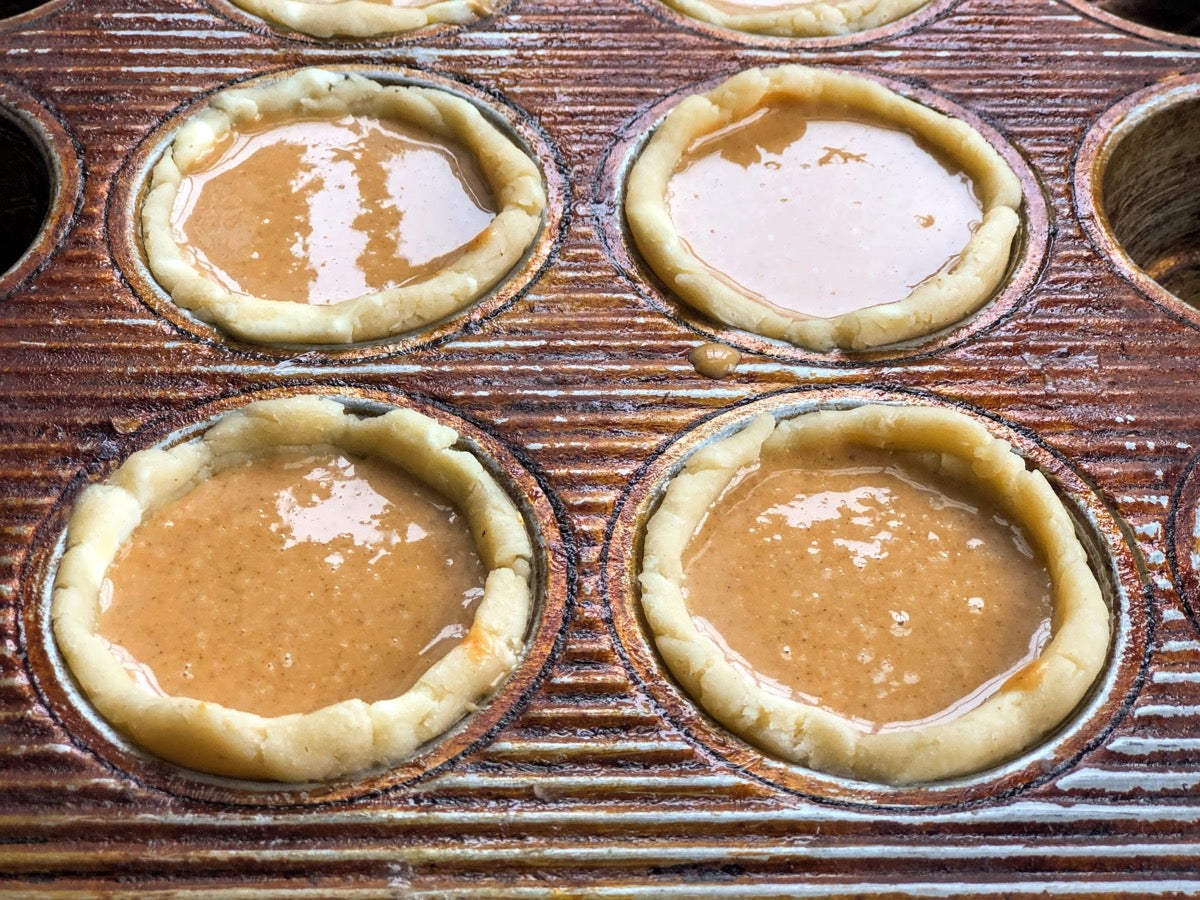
[141,68,546,345]
[228,0,489,39]
[658,0,930,38]
[638,404,1110,784]
[51,396,534,782]
[625,65,1023,351]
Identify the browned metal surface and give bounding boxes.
[2,0,1200,892]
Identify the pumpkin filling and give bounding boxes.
[667,103,983,319]
[99,450,486,718]
[682,443,1052,733]
[171,115,498,306]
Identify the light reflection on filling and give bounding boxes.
[682,444,1053,733]
[100,451,486,718]
[667,104,983,319]
[172,115,498,306]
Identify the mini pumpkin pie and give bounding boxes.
[51,396,534,782]
[638,404,1109,784]
[625,66,1023,350]
[141,68,545,345]
[657,0,929,37]
[226,0,489,39]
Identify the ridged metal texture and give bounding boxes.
[2,0,1200,892]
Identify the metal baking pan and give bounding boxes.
[2,0,1200,892]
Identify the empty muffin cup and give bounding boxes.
[0,106,50,280]
[1098,0,1200,37]
[0,0,53,18]
[1095,88,1200,307]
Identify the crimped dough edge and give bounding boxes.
[51,396,535,783]
[624,65,1023,351]
[230,0,487,39]
[141,68,546,345]
[638,404,1110,785]
[660,0,929,37]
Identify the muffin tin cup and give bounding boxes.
[630,0,960,49]
[21,385,572,806]
[197,0,518,45]
[604,386,1145,809]
[0,80,80,298]
[1,0,1198,891]
[1061,0,1200,46]
[0,0,71,29]
[595,64,1051,366]
[1076,73,1200,328]
[107,63,567,360]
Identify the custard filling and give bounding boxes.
[100,450,485,718]
[682,444,1052,733]
[171,115,498,306]
[667,103,982,319]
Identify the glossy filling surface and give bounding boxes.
[172,115,498,306]
[667,103,983,319]
[682,444,1052,732]
[688,341,742,379]
[100,451,486,718]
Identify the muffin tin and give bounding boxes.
[2,0,1199,892]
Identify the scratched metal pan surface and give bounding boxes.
[1,0,1200,893]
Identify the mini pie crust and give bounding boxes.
[141,68,546,345]
[658,0,929,37]
[228,0,489,39]
[51,396,535,782]
[625,66,1023,351]
[638,404,1110,785]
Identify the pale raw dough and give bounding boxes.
[625,65,1023,350]
[141,68,546,345]
[638,404,1110,784]
[231,0,489,41]
[659,0,929,37]
[52,396,535,782]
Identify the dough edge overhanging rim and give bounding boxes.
[637,404,1110,785]
[140,68,547,345]
[624,65,1023,351]
[657,0,930,38]
[51,396,535,783]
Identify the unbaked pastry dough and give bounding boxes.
[638,404,1109,784]
[231,0,489,41]
[659,0,929,37]
[52,396,535,782]
[625,66,1023,350]
[141,68,545,345]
